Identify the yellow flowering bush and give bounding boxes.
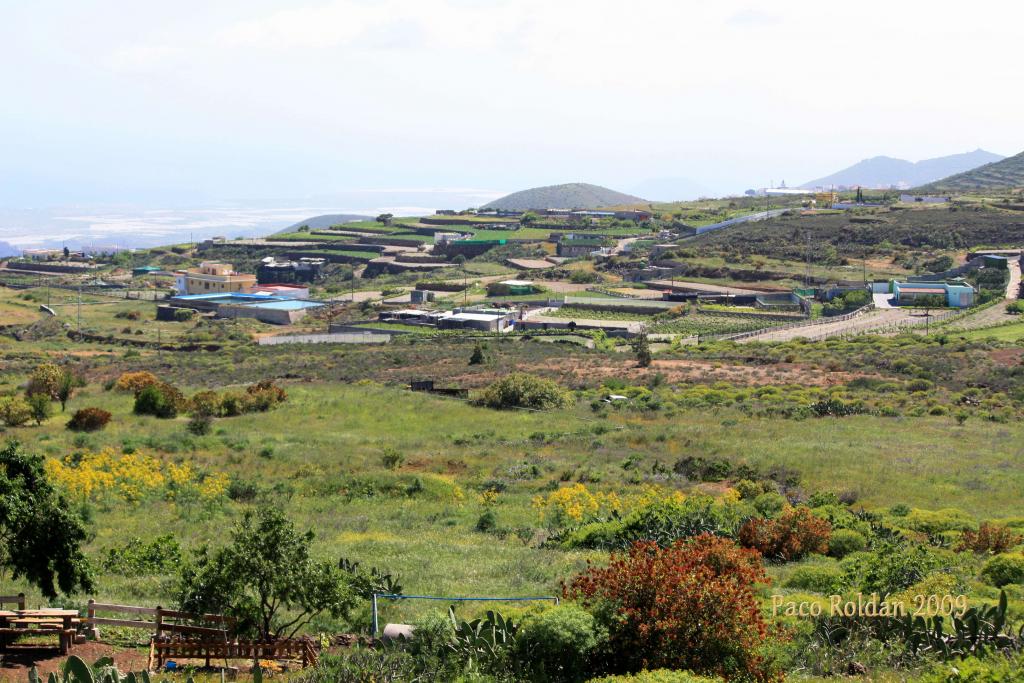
[533,483,623,526]
[46,448,228,504]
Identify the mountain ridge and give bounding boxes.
[915,150,1024,192]
[801,149,1004,189]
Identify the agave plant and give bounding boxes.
[26,655,228,683]
[814,590,1023,661]
[446,607,519,666]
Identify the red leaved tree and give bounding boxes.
[564,534,780,682]
[738,506,831,562]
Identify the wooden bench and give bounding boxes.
[0,610,81,655]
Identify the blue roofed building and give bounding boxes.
[892,281,975,308]
[165,292,325,324]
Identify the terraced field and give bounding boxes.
[545,306,787,336]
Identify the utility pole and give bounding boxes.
[158,327,162,361]
[805,233,812,288]
[77,285,82,334]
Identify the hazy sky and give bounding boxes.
[2,0,1022,206]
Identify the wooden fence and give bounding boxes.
[149,638,319,670]
[85,601,236,640]
[0,594,26,610]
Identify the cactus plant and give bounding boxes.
[28,657,192,683]
[813,591,1022,660]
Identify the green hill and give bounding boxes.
[916,150,1024,193]
[482,183,644,210]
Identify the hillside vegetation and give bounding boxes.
[482,182,644,210]
[688,204,1024,261]
[917,149,1024,192]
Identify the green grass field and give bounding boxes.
[5,377,1024,625]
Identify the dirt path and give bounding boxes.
[943,258,1021,332]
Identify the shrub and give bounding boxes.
[826,529,867,558]
[469,342,485,365]
[220,392,244,416]
[957,522,1022,555]
[173,308,196,322]
[101,534,181,575]
[735,479,770,500]
[889,504,911,517]
[752,492,787,518]
[190,390,223,417]
[845,541,941,596]
[516,604,603,682]
[187,413,213,436]
[903,508,976,534]
[0,396,33,427]
[980,553,1024,587]
[133,382,184,419]
[783,564,848,594]
[565,535,776,682]
[1006,300,1024,315]
[806,491,839,508]
[587,673,722,683]
[66,407,112,432]
[738,506,831,562]
[475,509,497,532]
[561,496,743,551]
[381,448,404,470]
[227,476,261,502]
[476,373,571,411]
[114,371,160,394]
[245,379,288,410]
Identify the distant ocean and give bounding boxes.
[0,189,505,256]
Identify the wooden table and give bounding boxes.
[0,609,81,654]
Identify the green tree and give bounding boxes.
[56,372,76,412]
[26,362,64,400]
[375,213,394,226]
[632,330,652,368]
[520,211,539,227]
[0,441,94,598]
[27,393,52,425]
[176,506,358,640]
